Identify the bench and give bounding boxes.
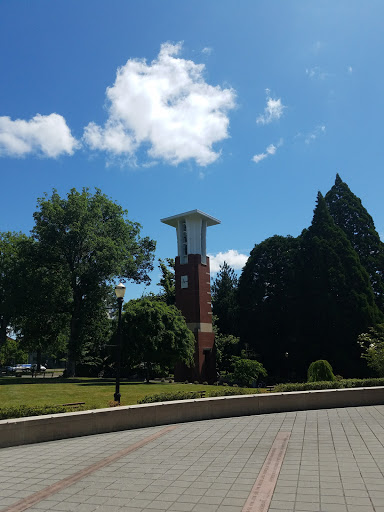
[266,386,275,393]
[31,371,55,378]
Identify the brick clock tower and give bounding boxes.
[161,210,220,383]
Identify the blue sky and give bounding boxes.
[1,1,384,300]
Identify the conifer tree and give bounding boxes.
[211,262,239,336]
[297,192,382,376]
[325,174,384,310]
[238,235,299,378]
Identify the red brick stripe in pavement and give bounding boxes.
[243,431,291,512]
[3,425,177,512]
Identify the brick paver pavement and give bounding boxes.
[1,405,384,512]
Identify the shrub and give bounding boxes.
[0,404,84,420]
[194,381,199,385]
[232,358,267,387]
[307,360,335,382]
[358,324,384,376]
[274,377,384,393]
[137,391,204,404]
[137,386,259,404]
[209,387,258,397]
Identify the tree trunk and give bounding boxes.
[0,317,7,351]
[146,362,151,383]
[36,348,42,371]
[65,290,81,377]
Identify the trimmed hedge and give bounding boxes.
[137,387,257,404]
[0,404,87,420]
[209,388,258,397]
[138,391,205,403]
[274,378,384,393]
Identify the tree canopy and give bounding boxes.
[297,192,382,376]
[0,232,31,350]
[237,188,383,380]
[121,297,195,381]
[211,262,239,336]
[31,188,156,375]
[325,174,384,310]
[157,258,175,306]
[238,235,299,378]
[358,323,384,376]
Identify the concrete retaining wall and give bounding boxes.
[1,386,383,448]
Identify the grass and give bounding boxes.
[0,377,257,410]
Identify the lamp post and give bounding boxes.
[285,351,289,381]
[114,282,126,403]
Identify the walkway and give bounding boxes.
[1,405,384,512]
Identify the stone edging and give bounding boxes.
[1,386,383,448]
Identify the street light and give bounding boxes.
[114,282,126,403]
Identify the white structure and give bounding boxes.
[161,209,220,264]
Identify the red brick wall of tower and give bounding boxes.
[174,254,216,382]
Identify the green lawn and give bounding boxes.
[0,378,257,409]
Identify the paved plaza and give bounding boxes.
[1,405,384,512]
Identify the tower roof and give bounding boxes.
[161,209,221,228]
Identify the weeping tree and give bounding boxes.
[121,297,195,381]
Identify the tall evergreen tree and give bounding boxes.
[297,192,383,376]
[238,235,299,378]
[211,262,239,336]
[325,174,384,310]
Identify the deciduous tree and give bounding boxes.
[358,323,384,376]
[0,232,31,350]
[121,298,195,381]
[31,188,156,376]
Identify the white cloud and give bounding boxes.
[208,250,248,273]
[0,114,79,158]
[305,67,329,80]
[252,139,282,164]
[305,125,326,144]
[347,66,353,74]
[256,89,285,125]
[83,42,236,167]
[252,152,268,164]
[202,47,213,55]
